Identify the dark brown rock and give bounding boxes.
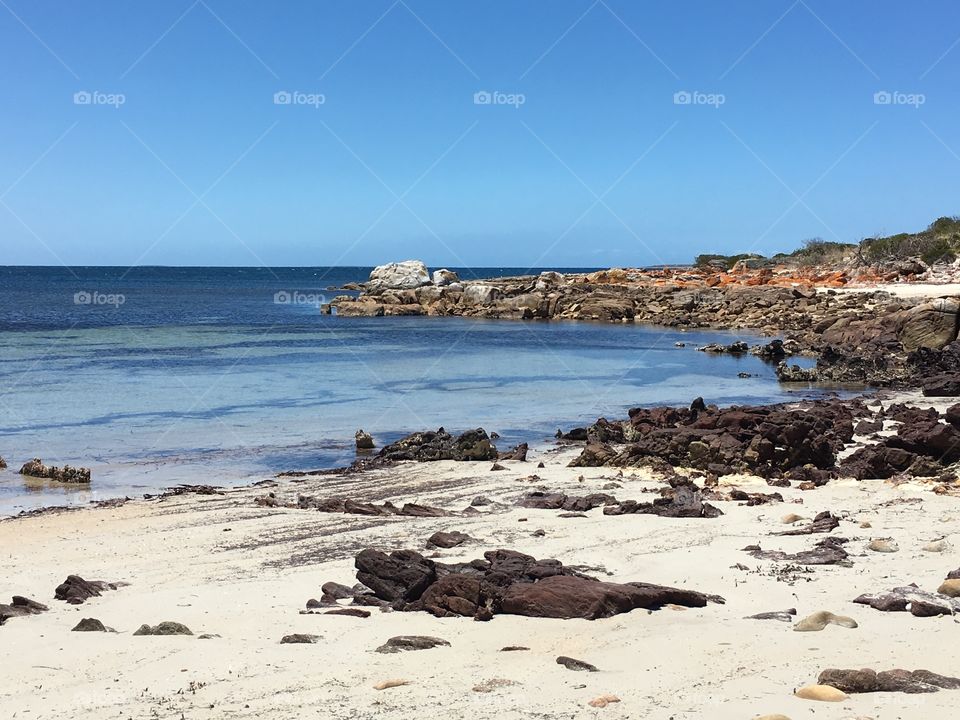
[324,608,371,618]
[54,575,118,605]
[556,656,598,672]
[280,633,319,644]
[375,635,450,653]
[355,549,437,602]
[72,618,108,632]
[427,531,472,549]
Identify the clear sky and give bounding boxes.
[1,0,958,268]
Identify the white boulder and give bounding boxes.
[368,260,431,290]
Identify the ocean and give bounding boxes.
[0,266,825,515]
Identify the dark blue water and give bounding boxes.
[0,266,606,330]
[0,266,825,515]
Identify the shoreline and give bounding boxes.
[3,397,959,718]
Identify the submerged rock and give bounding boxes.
[19,458,91,484]
[354,430,374,450]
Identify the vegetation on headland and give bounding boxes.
[695,216,960,269]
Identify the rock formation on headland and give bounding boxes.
[332,256,960,388]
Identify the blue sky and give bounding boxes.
[1,0,958,267]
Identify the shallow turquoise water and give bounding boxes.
[0,267,831,514]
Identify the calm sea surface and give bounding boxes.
[0,266,825,515]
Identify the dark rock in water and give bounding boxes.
[744,608,797,622]
[133,621,193,636]
[818,667,960,694]
[754,339,787,359]
[19,458,91,484]
[355,429,375,450]
[427,531,472,549]
[471,496,492,507]
[774,510,840,536]
[324,608,371,618]
[0,456,5,469]
[280,633,319,644]
[556,656,598,672]
[72,618,108,632]
[557,427,588,442]
[55,575,119,605]
[0,596,48,625]
[776,361,819,382]
[499,443,528,461]
[572,399,853,481]
[355,549,438,602]
[375,428,498,462]
[743,536,850,566]
[376,635,450,653]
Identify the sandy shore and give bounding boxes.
[2,418,959,720]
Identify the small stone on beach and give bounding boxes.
[793,684,848,702]
[373,679,410,690]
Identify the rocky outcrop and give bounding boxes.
[334,263,960,388]
[19,458,91,484]
[374,428,498,463]
[353,547,721,621]
[570,398,853,481]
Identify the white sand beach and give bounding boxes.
[2,436,957,720]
